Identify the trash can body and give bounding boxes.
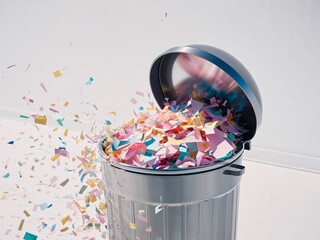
[100,144,245,240]
[100,44,262,240]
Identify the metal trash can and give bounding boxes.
[99,44,262,240]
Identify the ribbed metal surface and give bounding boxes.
[106,185,240,240]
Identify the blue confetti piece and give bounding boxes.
[80,172,88,182]
[119,140,130,147]
[3,173,10,178]
[7,141,14,144]
[51,224,56,232]
[86,77,94,85]
[23,232,38,240]
[144,138,155,146]
[39,202,48,211]
[105,120,112,125]
[144,149,154,157]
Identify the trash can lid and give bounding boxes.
[150,44,262,141]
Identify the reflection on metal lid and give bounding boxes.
[150,45,262,141]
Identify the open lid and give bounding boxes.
[150,44,262,141]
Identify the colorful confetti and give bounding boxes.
[23,210,30,217]
[53,70,62,78]
[23,232,38,240]
[61,215,71,225]
[102,98,243,169]
[34,115,47,125]
[39,82,47,92]
[3,173,10,178]
[18,219,25,231]
[86,77,94,85]
[57,118,64,126]
[7,64,16,69]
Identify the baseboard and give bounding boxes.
[243,146,320,174]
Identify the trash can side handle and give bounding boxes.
[223,164,245,176]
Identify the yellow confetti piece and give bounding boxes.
[18,219,25,231]
[53,70,62,78]
[90,151,96,161]
[167,137,185,145]
[64,129,69,137]
[50,103,56,106]
[61,215,71,225]
[0,193,8,200]
[53,128,58,132]
[64,101,69,106]
[34,115,47,125]
[60,227,68,232]
[99,202,106,211]
[129,223,137,230]
[86,179,96,188]
[146,107,157,111]
[108,111,116,116]
[90,195,97,203]
[80,131,85,140]
[23,210,30,217]
[51,154,60,161]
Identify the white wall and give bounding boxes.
[1,0,320,168]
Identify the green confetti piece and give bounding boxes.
[20,115,29,119]
[79,185,88,194]
[227,133,236,142]
[95,207,101,215]
[57,118,64,126]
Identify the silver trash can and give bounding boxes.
[99,44,262,240]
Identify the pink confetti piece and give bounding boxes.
[145,226,152,232]
[32,124,40,131]
[137,214,148,223]
[50,176,58,185]
[130,98,137,104]
[49,108,59,113]
[40,82,47,92]
[24,64,31,72]
[22,96,34,103]
[136,91,144,97]
[7,64,16,69]
[32,204,38,212]
[54,148,69,158]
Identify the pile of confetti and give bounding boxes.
[103,97,245,169]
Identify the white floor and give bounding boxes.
[1,118,320,240]
[238,160,320,240]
